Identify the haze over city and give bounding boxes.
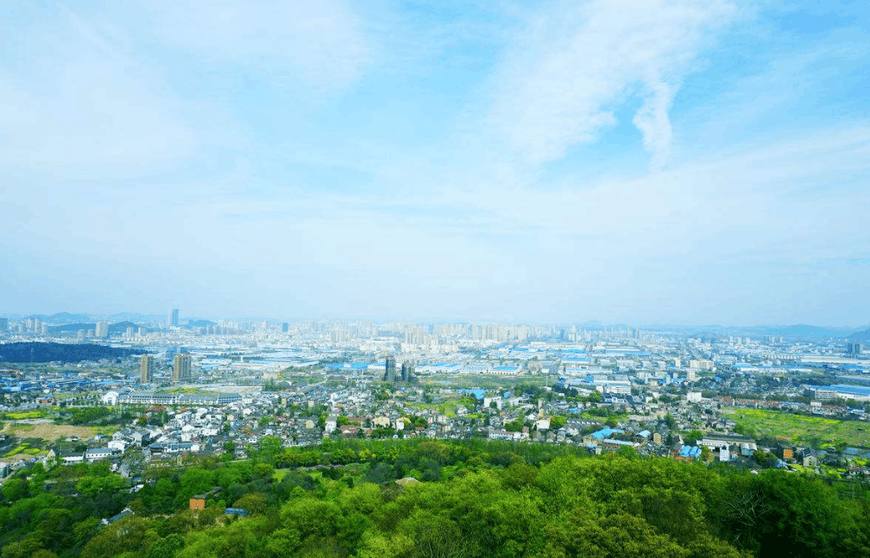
[3,3,870,557]
[3,1,870,324]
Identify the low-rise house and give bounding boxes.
[102,508,133,525]
[107,439,127,452]
[85,448,117,462]
[699,433,756,462]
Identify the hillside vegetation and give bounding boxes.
[0,439,867,558]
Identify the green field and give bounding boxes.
[164,386,210,395]
[580,410,628,423]
[421,374,551,389]
[2,438,46,459]
[725,408,870,448]
[0,409,51,420]
[404,400,462,417]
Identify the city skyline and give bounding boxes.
[3,1,870,325]
[2,308,868,339]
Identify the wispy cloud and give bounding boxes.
[0,1,372,182]
[141,0,370,90]
[0,5,196,179]
[486,0,739,168]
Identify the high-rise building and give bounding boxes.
[172,353,192,383]
[401,361,415,382]
[139,355,155,383]
[0,318,8,332]
[95,321,109,338]
[169,308,180,327]
[281,322,289,333]
[384,356,397,382]
[847,342,863,357]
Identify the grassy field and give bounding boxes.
[164,386,209,395]
[2,442,44,459]
[725,408,870,448]
[1,421,106,441]
[580,410,628,423]
[404,400,461,417]
[421,374,551,389]
[0,409,51,420]
[1,418,115,462]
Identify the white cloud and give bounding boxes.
[0,7,196,179]
[487,0,738,167]
[0,1,371,181]
[143,0,370,89]
[632,77,675,169]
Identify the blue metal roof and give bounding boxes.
[679,445,701,458]
[825,384,870,396]
[462,388,486,400]
[591,427,624,440]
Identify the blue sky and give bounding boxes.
[2,0,869,325]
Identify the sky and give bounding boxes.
[2,0,870,326]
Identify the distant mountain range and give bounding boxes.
[44,318,216,334]
[627,323,864,341]
[10,312,222,327]
[30,312,92,324]
[8,312,163,325]
[849,328,870,343]
[696,324,858,340]
[0,342,145,363]
[187,319,217,328]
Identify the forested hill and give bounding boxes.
[0,342,143,363]
[0,439,867,558]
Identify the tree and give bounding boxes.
[80,517,152,558]
[683,430,704,446]
[504,418,525,432]
[146,534,184,558]
[753,449,778,468]
[365,462,396,484]
[0,479,28,502]
[233,493,269,515]
[280,498,340,542]
[178,468,214,502]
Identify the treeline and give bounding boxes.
[0,343,143,363]
[0,439,868,557]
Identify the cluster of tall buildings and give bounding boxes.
[383,356,415,383]
[138,352,193,384]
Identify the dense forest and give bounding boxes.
[0,439,867,558]
[0,343,143,363]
